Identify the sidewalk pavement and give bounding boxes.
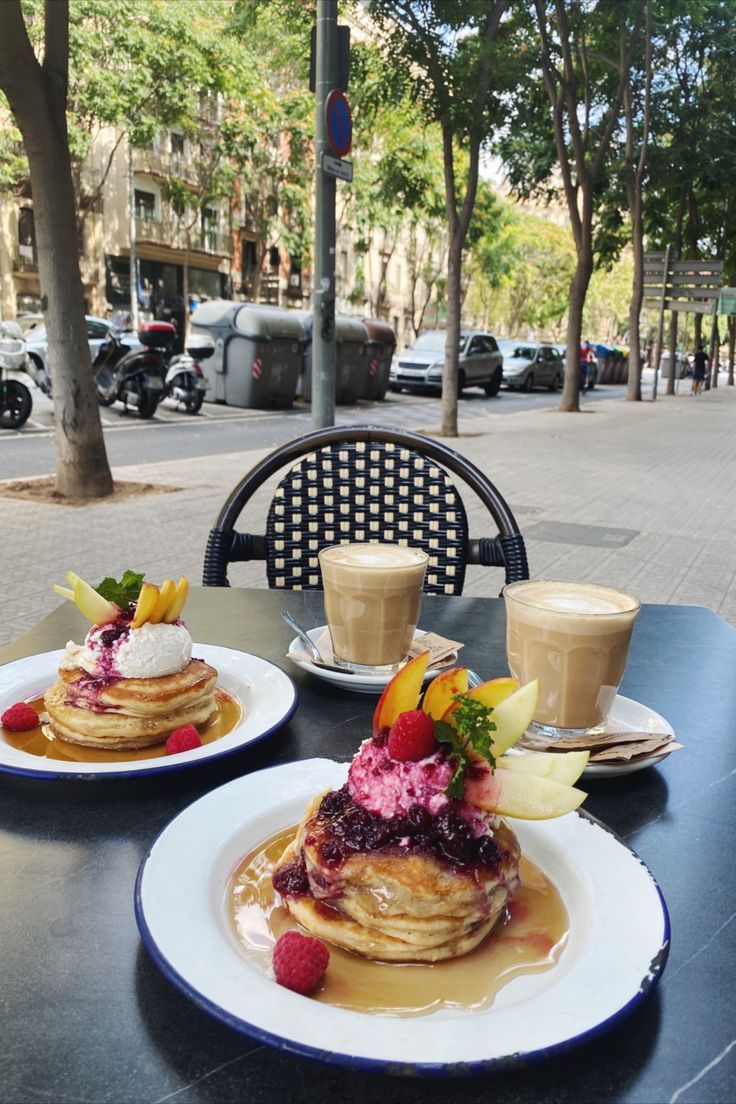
[2,381,735,650]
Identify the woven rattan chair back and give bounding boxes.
[203,425,529,593]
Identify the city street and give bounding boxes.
[1,380,631,478]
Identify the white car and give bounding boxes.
[26,315,142,395]
[499,341,566,392]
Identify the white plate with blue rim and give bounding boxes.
[0,645,297,780]
[135,758,670,1074]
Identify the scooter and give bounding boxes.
[160,332,214,414]
[93,320,173,418]
[0,320,33,429]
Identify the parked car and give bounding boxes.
[389,330,503,396]
[499,341,565,391]
[26,314,142,395]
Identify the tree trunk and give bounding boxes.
[440,241,462,436]
[666,311,678,395]
[0,2,113,499]
[625,215,644,401]
[727,316,735,386]
[709,317,719,389]
[560,249,593,412]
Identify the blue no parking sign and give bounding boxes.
[325,89,352,158]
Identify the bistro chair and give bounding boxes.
[202,425,529,594]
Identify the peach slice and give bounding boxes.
[130,582,160,629]
[163,576,189,623]
[441,675,519,722]
[499,749,590,787]
[464,762,586,819]
[72,577,119,626]
[372,651,430,735]
[421,667,469,719]
[149,579,175,624]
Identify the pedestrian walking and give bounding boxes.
[579,340,595,391]
[691,344,708,396]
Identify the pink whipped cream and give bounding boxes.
[347,736,491,835]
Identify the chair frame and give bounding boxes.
[203,424,529,590]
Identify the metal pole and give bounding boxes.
[128,138,139,330]
[651,244,670,401]
[312,0,337,429]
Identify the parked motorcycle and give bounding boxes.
[0,320,33,430]
[160,332,214,414]
[93,319,174,418]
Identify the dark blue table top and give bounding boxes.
[1,590,734,1103]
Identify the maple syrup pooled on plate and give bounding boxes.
[230,825,569,1017]
[4,688,242,763]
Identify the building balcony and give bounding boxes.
[134,216,230,257]
[13,251,37,272]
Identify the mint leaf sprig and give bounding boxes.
[96,570,145,608]
[434,694,497,800]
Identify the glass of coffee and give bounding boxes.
[318,543,429,674]
[503,580,640,739]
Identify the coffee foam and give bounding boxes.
[320,543,427,569]
[506,581,638,616]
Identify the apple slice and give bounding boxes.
[163,576,189,623]
[149,579,175,624]
[442,675,519,722]
[53,585,75,602]
[373,651,430,735]
[130,583,160,629]
[499,749,590,787]
[421,667,468,719]
[72,577,119,626]
[464,762,586,819]
[485,679,539,757]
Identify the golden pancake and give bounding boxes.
[273,792,521,963]
[56,659,217,715]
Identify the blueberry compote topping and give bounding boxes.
[313,786,501,871]
[96,604,134,649]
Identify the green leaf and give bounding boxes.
[96,570,145,607]
[434,694,497,800]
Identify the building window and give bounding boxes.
[17,208,36,258]
[269,245,280,271]
[170,132,185,157]
[134,189,157,222]
[201,207,220,252]
[289,255,302,288]
[242,239,257,280]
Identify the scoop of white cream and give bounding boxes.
[59,621,192,679]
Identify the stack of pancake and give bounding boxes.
[274,792,521,963]
[43,658,218,750]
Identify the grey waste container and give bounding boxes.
[189,300,304,408]
[295,312,369,403]
[361,318,396,400]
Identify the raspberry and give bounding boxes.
[165,724,202,755]
[1,702,39,732]
[387,710,438,762]
[272,930,330,995]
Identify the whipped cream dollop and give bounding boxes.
[60,618,192,680]
[347,736,491,835]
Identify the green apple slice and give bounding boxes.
[53,585,74,601]
[464,762,586,819]
[487,678,540,756]
[498,749,590,787]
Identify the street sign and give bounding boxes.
[325,89,352,158]
[322,152,353,182]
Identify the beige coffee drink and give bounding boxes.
[504,580,640,734]
[319,543,428,670]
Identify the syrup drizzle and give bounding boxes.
[230,825,569,1017]
[4,688,242,763]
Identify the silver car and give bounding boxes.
[499,341,565,392]
[389,330,503,396]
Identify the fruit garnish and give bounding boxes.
[464,764,586,820]
[421,666,469,719]
[1,702,39,732]
[272,930,330,995]
[150,579,175,624]
[165,724,202,755]
[130,583,160,629]
[482,679,539,756]
[372,651,430,735]
[435,694,499,799]
[163,577,189,623]
[498,749,589,786]
[96,570,145,607]
[445,676,519,717]
[387,710,438,761]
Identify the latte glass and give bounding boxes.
[503,580,640,738]
[319,543,429,674]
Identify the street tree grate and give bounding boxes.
[524,520,639,548]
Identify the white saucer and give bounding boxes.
[582,694,676,778]
[286,627,457,694]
